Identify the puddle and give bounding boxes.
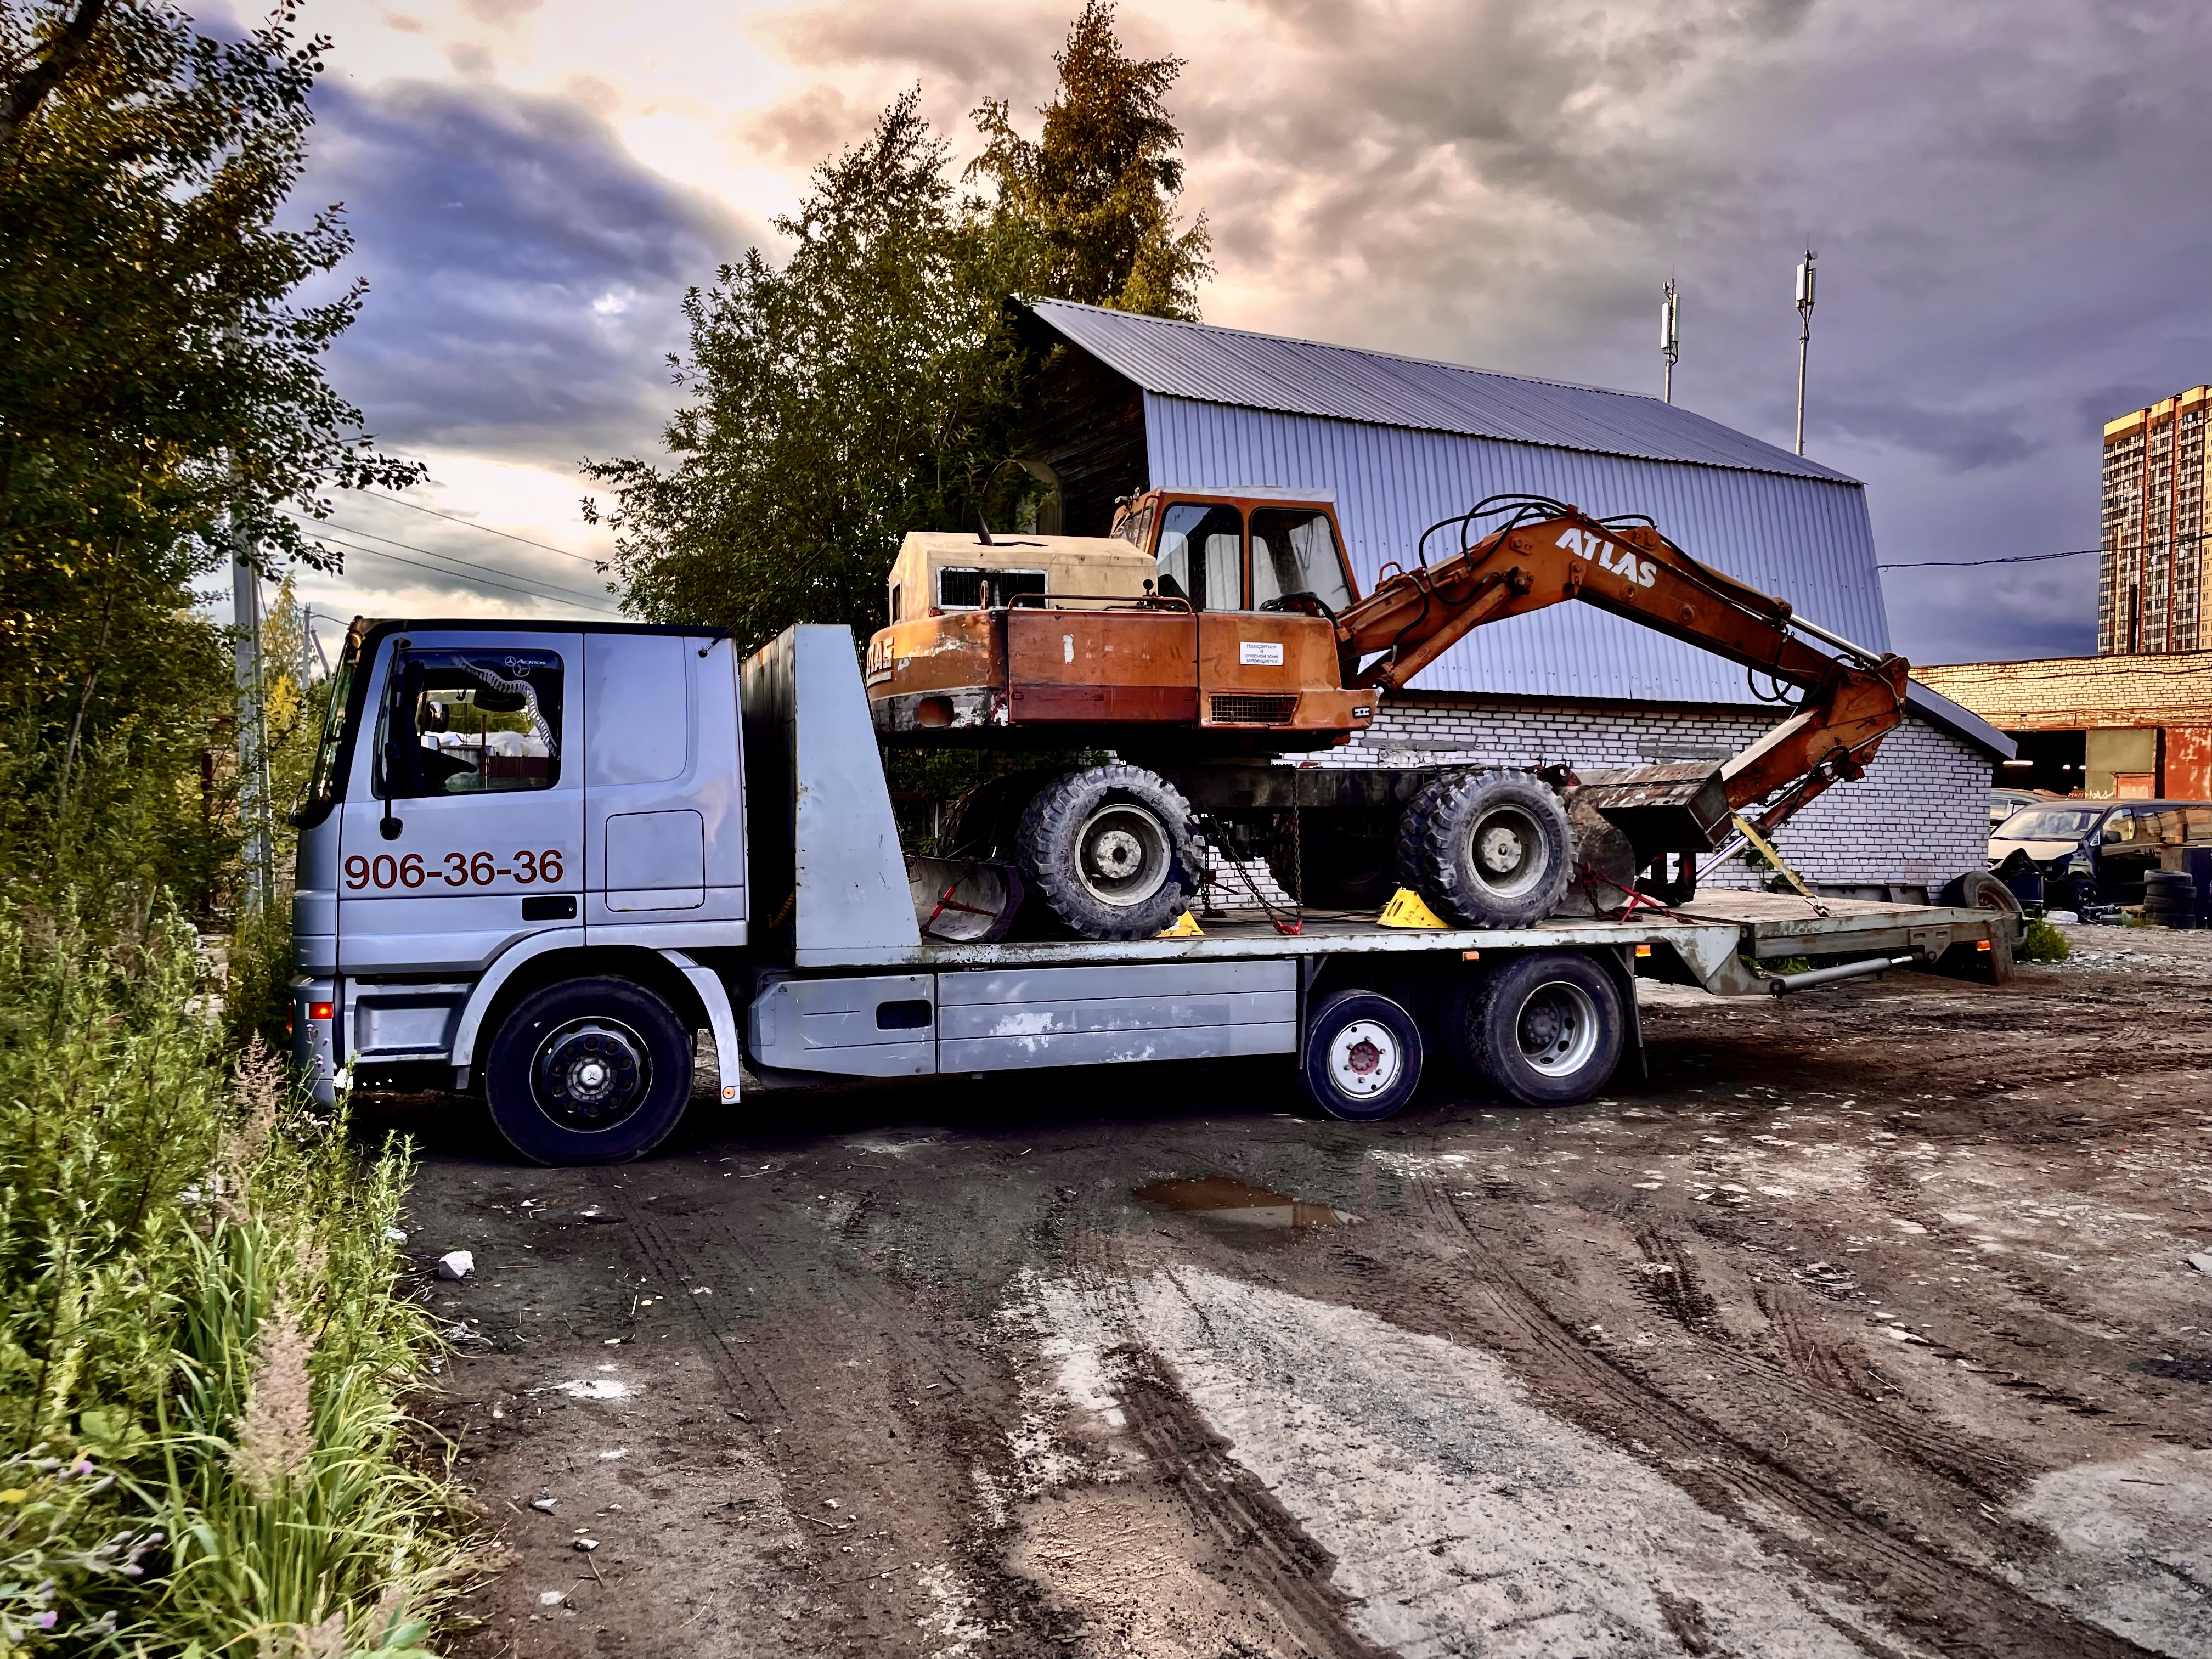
[1135,1176,1357,1228]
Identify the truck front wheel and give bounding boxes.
[1447,951,1622,1107]
[484,977,693,1165]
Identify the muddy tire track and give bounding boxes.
[1368,1179,2153,1658]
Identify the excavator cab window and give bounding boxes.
[1156,503,1243,610]
[1250,507,1352,611]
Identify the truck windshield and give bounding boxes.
[1994,807,2103,840]
[1249,507,1352,611]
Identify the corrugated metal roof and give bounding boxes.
[1142,394,1893,710]
[1025,298,1856,484]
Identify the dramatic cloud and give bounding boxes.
[737,0,2210,661]
[270,0,2211,662]
[298,77,756,467]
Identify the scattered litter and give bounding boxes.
[825,1499,841,1510]
[554,1379,632,1401]
[573,1538,599,1553]
[436,1251,474,1281]
[597,1448,627,1460]
[690,1286,713,1296]
[2187,1255,2212,1276]
[531,1496,556,1514]
[1632,1181,1663,1190]
[537,1591,565,1607]
[383,1227,408,1244]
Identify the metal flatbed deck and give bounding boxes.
[800,890,2016,994]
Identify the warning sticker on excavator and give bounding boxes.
[1238,641,1285,666]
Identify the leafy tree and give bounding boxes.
[0,0,414,902]
[584,92,1023,650]
[970,0,1211,318]
[594,4,1212,648]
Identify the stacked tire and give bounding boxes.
[2145,870,2201,929]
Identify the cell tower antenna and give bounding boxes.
[1661,277,1680,404]
[1794,249,1817,456]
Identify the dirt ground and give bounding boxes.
[387,924,2212,1659]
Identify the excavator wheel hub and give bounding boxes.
[1087,826,1147,882]
[1477,824,1525,874]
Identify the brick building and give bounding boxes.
[1011,300,2010,898]
[2100,387,2210,655]
[1914,652,2212,801]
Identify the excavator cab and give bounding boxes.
[864,487,1374,751]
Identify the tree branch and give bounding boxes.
[1,0,110,152]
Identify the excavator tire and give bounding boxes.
[1412,770,1573,928]
[1017,764,1204,940]
[1393,772,1463,894]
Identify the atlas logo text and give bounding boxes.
[1558,528,1657,588]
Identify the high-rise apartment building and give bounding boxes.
[2100,386,2210,654]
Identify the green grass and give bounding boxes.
[2022,917,2072,962]
[0,900,475,1653]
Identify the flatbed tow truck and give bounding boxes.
[292,614,2021,1166]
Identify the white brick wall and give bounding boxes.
[1304,692,1990,896]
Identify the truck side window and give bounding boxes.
[381,648,563,799]
[1249,507,1353,611]
[1156,503,1243,610]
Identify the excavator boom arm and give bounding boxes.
[1335,509,1910,818]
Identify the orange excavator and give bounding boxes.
[866,492,1909,940]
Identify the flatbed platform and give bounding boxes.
[800,889,2017,995]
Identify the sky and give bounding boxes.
[215,0,2212,669]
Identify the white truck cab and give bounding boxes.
[292,618,748,1163]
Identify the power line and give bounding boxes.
[1879,528,2210,570]
[1878,548,2097,569]
[280,509,624,609]
[302,528,625,614]
[350,488,608,566]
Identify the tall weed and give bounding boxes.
[0,902,472,1652]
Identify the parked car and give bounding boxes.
[1990,799,2212,910]
[1988,786,2056,831]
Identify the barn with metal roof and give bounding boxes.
[1011,298,2010,900]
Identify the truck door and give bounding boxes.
[583,631,747,937]
[337,631,584,975]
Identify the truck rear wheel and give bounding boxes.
[1297,989,1424,1122]
[1448,951,1622,1107]
[1017,764,1203,940]
[484,977,693,1165]
[1413,770,1572,927]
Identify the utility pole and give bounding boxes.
[1794,249,1816,456]
[1661,278,1680,404]
[230,529,275,914]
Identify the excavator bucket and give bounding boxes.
[1571,764,1733,859]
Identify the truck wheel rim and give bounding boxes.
[1075,803,1172,906]
[1326,1019,1401,1097]
[533,1018,651,1131]
[1465,806,1546,900]
[1516,981,1599,1077]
